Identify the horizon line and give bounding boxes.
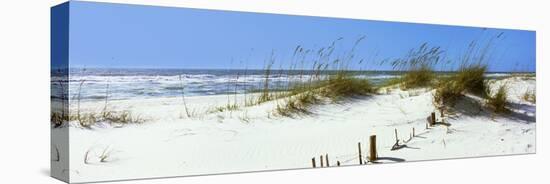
[64,67,535,73]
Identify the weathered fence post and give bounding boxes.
[325,154,330,167]
[337,161,341,166]
[413,127,416,137]
[369,135,377,162]
[394,129,399,143]
[320,155,324,167]
[426,121,429,129]
[358,142,363,165]
[312,157,316,168]
[431,112,436,126]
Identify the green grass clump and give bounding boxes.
[486,85,509,113]
[320,73,373,101]
[69,110,145,128]
[251,37,375,117]
[276,92,318,117]
[400,66,435,89]
[382,77,403,87]
[434,64,507,114]
[432,33,505,110]
[391,43,443,89]
[275,73,373,117]
[454,64,487,96]
[51,111,69,128]
[433,80,464,106]
[76,113,98,128]
[433,63,489,106]
[101,111,145,124]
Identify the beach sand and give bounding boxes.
[61,77,535,183]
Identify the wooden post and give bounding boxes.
[325,154,330,167]
[394,129,399,143]
[413,127,415,137]
[431,112,436,126]
[369,135,377,162]
[320,155,324,167]
[337,161,341,166]
[312,157,316,168]
[358,142,363,165]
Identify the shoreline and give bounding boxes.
[62,71,535,103]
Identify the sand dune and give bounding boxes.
[63,77,535,183]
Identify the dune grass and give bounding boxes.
[275,71,374,116]
[261,37,375,117]
[433,79,464,107]
[432,33,504,110]
[69,74,146,128]
[85,32,511,121]
[51,111,69,128]
[454,64,487,96]
[57,81,146,128]
[276,92,318,117]
[400,66,435,89]
[178,75,192,118]
[522,89,536,103]
[270,70,374,117]
[486,85,509,113]
[205,36,506,118]
[71,110,145,128]
[101,111,145,124]
[207,103,240,113]
[390,43,443,89]
[433,63,488,105]
[193,36,375,117]
[320,73,373,100]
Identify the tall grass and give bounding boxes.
[76,77,87,127]
[261,37,373,116]
[276,92,318,117]
[455,63,487,96]
[433,66,489,108]
[101,74,112,119]
[391,43,443,89]
[51,112,69,127]
[433,64,488,107]
[320,73,373,101]
[51,69,69,127]
[178,75,191,118]
[67,69,146,127]
[203,33,511,118]
[433,78,463,107]
[258,52,276,103]
[197,36,374,117]
[68,110,145,127]
[434,33,504,109]
[99,110,145,124]
[486,85,509,113]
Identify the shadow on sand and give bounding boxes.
[447,95,535,124]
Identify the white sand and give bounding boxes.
[63,77,535,183]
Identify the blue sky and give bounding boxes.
[67,1,535,72]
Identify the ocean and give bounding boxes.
[55,68,513,101]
